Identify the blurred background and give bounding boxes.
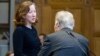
[0,0,100,56]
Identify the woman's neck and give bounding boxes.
[25,23,32,29]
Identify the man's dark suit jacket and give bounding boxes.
[38,28,89,56]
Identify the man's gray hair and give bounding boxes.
[55,11,75,30]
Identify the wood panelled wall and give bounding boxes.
[36,0,85,34]
[35,0,100,56]
[93,0,100,56]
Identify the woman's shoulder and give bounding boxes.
[14,26,26,33]
[15,26,24,30]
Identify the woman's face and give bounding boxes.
[25,4,37,24]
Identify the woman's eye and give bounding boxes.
[28,10,36,13]
[29,11,32,13]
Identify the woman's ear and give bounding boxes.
[22,16,26,19]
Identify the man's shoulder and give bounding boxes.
[72,32,89,43]
[46,30,67,41]
[72,32,87,39]
[48,30,64,36]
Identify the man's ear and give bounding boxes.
[57,22,60,27]
[54,22,60,32]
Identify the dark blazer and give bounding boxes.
[13,26,41,56]
[38,28,89,56]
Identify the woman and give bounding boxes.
[13,1,41,56]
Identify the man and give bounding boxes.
[38,11,89,56]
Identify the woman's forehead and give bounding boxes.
[29,4,36,10]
